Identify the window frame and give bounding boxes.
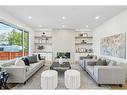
[0,21,30,60]
[23,31,29,56]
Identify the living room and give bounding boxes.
[0,5,127,91]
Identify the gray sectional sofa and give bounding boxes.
[80,58,126,86]
[1,59,45,84]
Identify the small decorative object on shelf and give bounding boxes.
[79,33,83,37]
[41,32,47,40]
[45,37,48,43]
[59,57,63,65]
[37,45,44,50]
[88,49,93,53]
[81,40,87,44]
[83,33,88,37]
[76,48,93,53]
[42,32,46,37]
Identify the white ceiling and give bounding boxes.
[0,6,127,30]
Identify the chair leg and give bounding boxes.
[24,81,26,85]
[119,84,123,87]
[98,84,101,87]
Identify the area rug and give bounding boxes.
[11,63,111,90]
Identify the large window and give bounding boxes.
[0,22,29,60]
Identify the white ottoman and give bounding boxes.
[41,70,58,89]
[65,69,80,89]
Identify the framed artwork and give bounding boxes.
[100,33,126,59]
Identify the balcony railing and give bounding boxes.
[0,52,28,60]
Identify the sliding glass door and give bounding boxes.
[0,22,29,60]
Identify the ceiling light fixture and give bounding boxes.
[86,25,89,28]
[28,16,32,19]
[0,16,4,19]
[95,16,101,20]
[62,25,65,28]
[38,24,42,27]
[62,16,66,20]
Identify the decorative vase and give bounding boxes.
[59,57,63,65]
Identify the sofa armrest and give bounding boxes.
[2,66,28,83]
[94,66,125,84]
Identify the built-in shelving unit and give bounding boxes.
[75,31,93,63]
[34,33,52,52]
[33,32,53,63]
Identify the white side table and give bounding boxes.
[41,70,58,89]
[65,69,80,89]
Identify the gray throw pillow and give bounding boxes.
[96,59,102,65]
[96,59,107,66]
[108,61,117,66]
[29,55,38,63]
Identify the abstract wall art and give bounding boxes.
[100,33,126,59]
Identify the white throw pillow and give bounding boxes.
[108,61,117,66]
[15,58,25,66]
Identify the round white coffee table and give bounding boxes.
[41,70,58,89]
[65,69,80,89]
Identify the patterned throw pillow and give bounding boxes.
[22,57,30,66]
[15,58,25,66]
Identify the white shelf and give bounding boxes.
[34,43,52,45]
[33,50,52,53]
[75,43,93,45]
[75,52,93,53]
[34,36,52,39]
[75,36,93,39]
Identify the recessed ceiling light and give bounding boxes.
[62,16,66,20]
[95,16,101,20]
[0,16,4,19]
[38,24,42,27]
[86,25,89,28]
[62,25,65,28]
[28,16,32,19]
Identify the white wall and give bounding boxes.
[0,9,34,55]
[93,9,127,63]
[52,30,75,63]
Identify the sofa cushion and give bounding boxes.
[2,60,15,67]
[87,66,94,75]
[29,55,38,63]
[26,62,40,76]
